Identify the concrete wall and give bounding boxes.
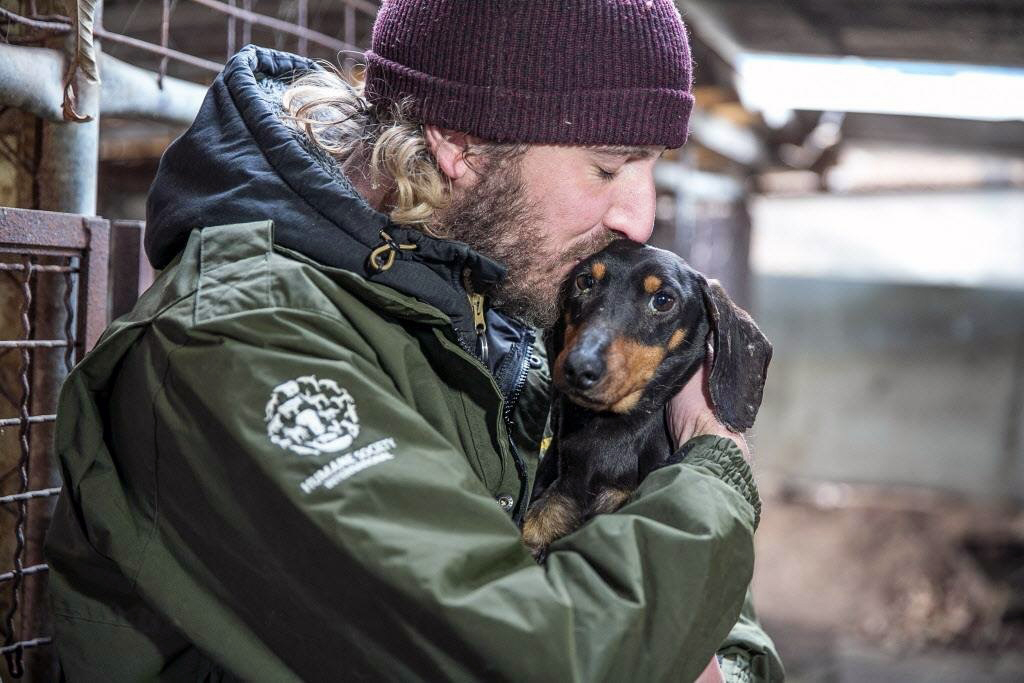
[752,275,1024,503]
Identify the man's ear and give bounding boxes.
[424,125,484,189]
[699,277,773,432]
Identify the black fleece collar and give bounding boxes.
[145,45,506,348]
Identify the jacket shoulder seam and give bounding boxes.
[187,303,352,330]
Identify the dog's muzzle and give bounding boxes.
[560,327,610,392]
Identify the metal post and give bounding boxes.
[37,34,100,216]
[37,118,98,216]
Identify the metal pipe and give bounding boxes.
[0,43,66,122]
[38,92,98,214]
[100,54,207,124]
[0,48,209,127]
[0,44,207,126]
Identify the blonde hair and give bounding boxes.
[284,63,452,227]
[281,63,524,233]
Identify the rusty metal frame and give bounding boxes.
[0,207,110,678]
[0,208,109,357]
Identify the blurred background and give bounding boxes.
[0,1,1022,680]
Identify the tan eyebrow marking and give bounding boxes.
[592,262,606,280]
[643,275,662,293]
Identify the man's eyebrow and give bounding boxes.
[588,145,662,160]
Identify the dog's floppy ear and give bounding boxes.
[699,277,772,432]
[545,277,578,360]
[544,310,566,362]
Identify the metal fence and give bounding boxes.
[0,208,111,679]
[0,211,153,680]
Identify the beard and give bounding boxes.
[431,151,617,328]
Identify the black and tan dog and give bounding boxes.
[522,240,772,559]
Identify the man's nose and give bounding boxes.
[604,168,657,243]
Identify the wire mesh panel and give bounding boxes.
[2,1,380,88]
[0,208,109,680]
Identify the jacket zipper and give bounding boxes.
[503,339,533,525]
[469,292,489,364]
[469,291,531,525]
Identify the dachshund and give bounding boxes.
[522,239,772,559]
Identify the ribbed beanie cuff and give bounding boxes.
[365,0,694,148]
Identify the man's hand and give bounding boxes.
[667,356,749,683]
[666,352,750,462]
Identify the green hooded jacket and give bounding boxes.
[44,47,783,682]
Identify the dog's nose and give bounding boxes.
[563,351,605,390]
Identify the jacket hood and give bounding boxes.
[146,45,505,347]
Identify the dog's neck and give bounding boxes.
[554,397,673,495]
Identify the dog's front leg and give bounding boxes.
[522,491,582,560]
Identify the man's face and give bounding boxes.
[436,143,664,328]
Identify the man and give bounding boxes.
[46,1,783,680]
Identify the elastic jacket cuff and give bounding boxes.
[669,434,761,530]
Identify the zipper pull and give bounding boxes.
[469,292,489,363]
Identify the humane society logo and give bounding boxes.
[265,375,360,456]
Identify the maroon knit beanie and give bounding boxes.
[364,0,694,148]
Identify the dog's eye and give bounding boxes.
[574,273,595,293]
[650,291,676,312]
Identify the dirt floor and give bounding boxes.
[751,481,1024,682]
